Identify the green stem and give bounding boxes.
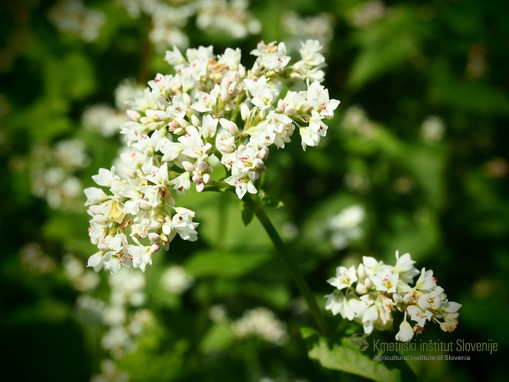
[243,195,330,336]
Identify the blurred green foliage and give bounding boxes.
[1,0,508,381]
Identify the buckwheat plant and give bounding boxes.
[325,251,461,342]
[85,40,339,280]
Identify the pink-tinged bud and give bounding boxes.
[202,173,211,184]
[257,146,269,160]
[253,171,260,180]
[197,161,208,172]
[98,242,109,251]
[192,174,202,184]
[196,182,205,192]
[160,233,169,243]
[182,161,195,172]
[127,109,141,121]
[168,120,179,131]
[150,244,160,253]
[148,232,160,244]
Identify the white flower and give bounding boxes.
[393,251,420,286]
[395,319,414,342]
[160,265,194,294]
[327,265,358,290]
[371,265,398,293]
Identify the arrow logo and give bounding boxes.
[349,333,369,351]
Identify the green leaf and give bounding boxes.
[201,321,235,353]
[348,7,423,88]
[302,329,401,382]
[185,250,270,279]
[241,200,254,226]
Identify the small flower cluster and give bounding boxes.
[282,11,334,52]
[31,139,90,210]
[118,0,260,51]
[323,204,365,250]
[420,115,445,144]
[76,268,153,359]
[160,265,194,294]
[48,0,106,42]
[85,40,339,273]
[231,307,288,346]
[82,80,141,137]
[63,254,100,292]
[325,251,461,342]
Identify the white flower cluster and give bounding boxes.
[82,104,129,137]
[348,1,386,29]
[75,269,152,359]
[160,265,194,294]
[85,40,339,274]
[232,307,288,345]
[342,105,376,139]
[31,139,90,210]
[420,115,445,144]
[117,0,260,51]
[20,243,56,275]
[325,251,461,342]
[63,254,100,292]
[90,359,129,382]
[324,205,365,250]
[282,11,334,52]
[82,80,141,137]
[48,0,106,42]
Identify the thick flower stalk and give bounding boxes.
[325,251,461,342]
[85,40,340,273]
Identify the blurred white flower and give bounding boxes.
[232,307,288,345]
[324,205,365,250]
[160,265,194,294]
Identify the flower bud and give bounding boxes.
[182,161,195,172]
[197,161,209,172]
[357,264,366,280]
[191,114,200,126]
[355,283,367,295]
[257,146,269,160]
[395,320,414,342]
[240,103,250,120]
[219,118,239,135]
[127,109,141,121]
[98,242,109,252]
[148,232,160,244]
